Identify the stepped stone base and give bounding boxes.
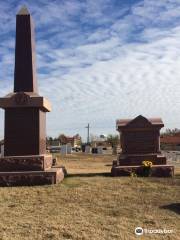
[111,165,174,177]
[118,153,166,166]
[0,154,53,171]
[0,167,64,186]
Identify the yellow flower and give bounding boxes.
[142,160,153,168]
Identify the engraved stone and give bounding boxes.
[111,115,174,177]
[14,92,30,105]
[0,7,64,186]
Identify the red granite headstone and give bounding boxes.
[111,115,174,177]
[0,7,64,186]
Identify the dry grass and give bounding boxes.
[55,153,113,174]
[0,153,179,240]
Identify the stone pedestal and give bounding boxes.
[0,154,53,171]
[111,165,174,177]
[0,154,65,186]
[0,168,64,186]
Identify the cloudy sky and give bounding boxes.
[1,0,180,140]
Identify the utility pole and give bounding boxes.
[85,123,90,144]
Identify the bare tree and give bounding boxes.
[161,128,180,137]
[107,134,119,155]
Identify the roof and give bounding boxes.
[117,118,163,126]
[116,115,164,129]
[160,136,180,144]
[65,135,81,141]
[65,137,74,141]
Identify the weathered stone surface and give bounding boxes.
[116,115,166,166]
[112,115,174,177]
[117,116,163,154]
[111,165,174,177]
[0,154,52,171]
[0,92,51,112]
[0,167,64,186]
[150,165,174,177]
[118,153,166,166]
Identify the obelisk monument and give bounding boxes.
[0,7,64,186]
[14,7,37,93]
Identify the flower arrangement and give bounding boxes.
[142,160,153,168]
[141,160,153,177]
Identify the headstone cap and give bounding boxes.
[17,6,30,15]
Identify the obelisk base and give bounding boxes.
[0,154,53,171]
[0,167,64,186]
[0,154,66,186]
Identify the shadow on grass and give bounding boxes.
[160,203,180,215]
[67,172,111,178]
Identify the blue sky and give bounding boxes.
[1,0,180,140]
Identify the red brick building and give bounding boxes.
[59,134,81,147]
[160,136,180,150]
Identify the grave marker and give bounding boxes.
[0,7,64,186]
[111,115,174,177]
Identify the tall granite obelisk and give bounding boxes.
[14,7,37,93]
[3,7,48,156]
[0,7,64,186]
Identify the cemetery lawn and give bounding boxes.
[0,154,179,240]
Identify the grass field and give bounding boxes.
[0,153,179,240]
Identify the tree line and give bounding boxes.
[161,128,180,137]
[46,133,120,147]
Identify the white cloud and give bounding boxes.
[1,0,180,140]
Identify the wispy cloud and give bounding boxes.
[1,0,180,139]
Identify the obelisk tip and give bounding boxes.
[17,6,30,15]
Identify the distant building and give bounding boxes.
[160,136,180,150]
[46,138,60,150]
[91,135,110,148]
[47,134,82,148]
[59,134,81,147]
